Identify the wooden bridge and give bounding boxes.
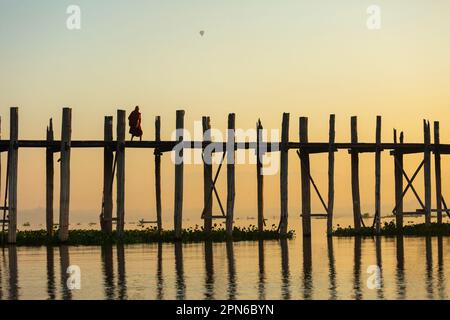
[0,107,447,244]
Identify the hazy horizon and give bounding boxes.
[2,0,450,229]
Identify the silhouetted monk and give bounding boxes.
[128,106,143,141]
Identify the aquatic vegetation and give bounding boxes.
[0,225,294,247]
[333,221,450,237]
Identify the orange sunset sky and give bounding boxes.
[1,0,450,226]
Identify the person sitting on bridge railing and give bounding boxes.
[128,106,143,141]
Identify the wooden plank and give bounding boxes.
[327,114,335,236]
[434,121,442,224]
[226,113,236,237]
[300,117,311,237]
[46,118,54,235]
[350,116,362,231]
[202,116,213,232]
[155,116,162,232]
[102,116,114,233]
[116,110,126,235]
[7,107,18,244]
[279,113,289,235]
[59,108,71,242]
[1,139,450,154]
[174,110,185,239]
[256,119,264,232]
[394,130,404,229]
[375,116,382,233]
[424,120,431,226]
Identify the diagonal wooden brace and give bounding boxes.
[392,159,425,214]
[201,151,227,219]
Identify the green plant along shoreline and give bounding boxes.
[333,221,450,237]
[0,225,295,247]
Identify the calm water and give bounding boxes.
[0,218,449,300]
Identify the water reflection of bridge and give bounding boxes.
[0,237,447,300]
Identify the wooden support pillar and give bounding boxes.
[226,113,236,237]
[155,116,162,232]
[375,116,382,233]
[59,108,71,242]
[7,107,18,244]
[174,110,185,239]
[394,130,404,229]
[423,120,431,226]
[300,117,311,237]
[46,118,54,236]
[202,116,212,233]
[103,116,113,234]
[434,121,442,224]
[116,110,126,235]
[256,119,264,232]
[279,113,289,235]
[350,116,362,231]
[327,114,335,236]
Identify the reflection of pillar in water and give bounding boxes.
[425,236,433,299]
[395,236,405,299]
[437,236,446,299]
[280,239,290,300]
[0,249,5,300]
[157,242,164,300]
[327,237,337,300]
[101,245,114,300]
[59,245,72,300]
[174,242,185,300]
[226,241,236,300]
[117,243,127,300]
[204,241,214,300]
[375,236,384,299]
[8,245,18,300]
[302,237,312,300]
[46,246,56,300]
[353,237,362,300]
[258,240,265,300]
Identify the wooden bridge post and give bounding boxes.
[279,113,289,235]
[174,110,185,239]
[375,116,382,233]
[7,107,18,244]
[434,121,442,224]
[327,114,335,236]
[103,116,114,234]
[350,116,362,231]
[424,120,431,226]
[155,116,162,232]
[46,118,54,235]
[226,113,236,237]
[202,116,212,233]
[394,130,404,229]
[59,107,72,242]
[256,119,264,232]
[116,110,126,236]
[300,117,311,237]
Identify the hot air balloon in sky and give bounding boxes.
[199,30,205,37]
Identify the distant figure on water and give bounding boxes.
[128,106,143,141]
